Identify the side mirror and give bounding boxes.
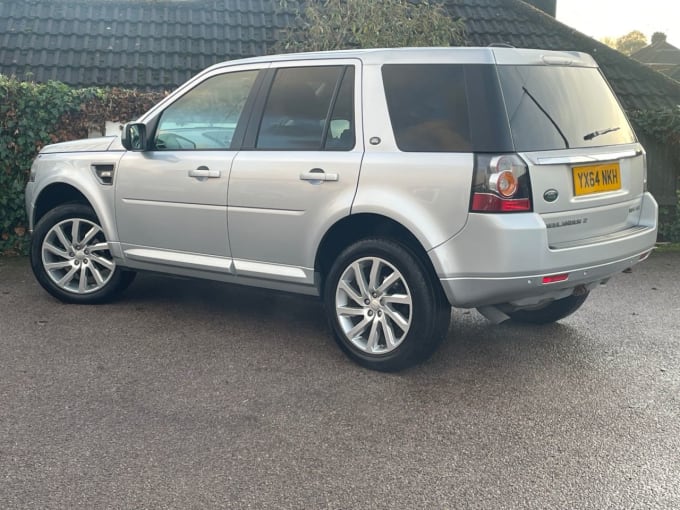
[121,122,148,151]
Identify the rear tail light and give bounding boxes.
[470,154,532,213]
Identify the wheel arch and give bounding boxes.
[31,179,118,248]
[33,183,90,226]
[314,213,440,293]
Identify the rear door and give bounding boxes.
[227,60,363,285]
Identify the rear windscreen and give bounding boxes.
[497,65,636,151]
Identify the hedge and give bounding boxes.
[0,75,164,255]
[630,108,680,242]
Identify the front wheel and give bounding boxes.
[30,203,135,304]
[323,238,450,372]
[506,292,589,325]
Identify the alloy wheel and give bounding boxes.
[41,218,115,294]
[335,256,413,354]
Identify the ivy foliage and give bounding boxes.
[0,78,96,255]
[0,75,164,255]
[629,107,680,146]
[275,0,466,52]
[659,191,680,243]
[630,107,680,242]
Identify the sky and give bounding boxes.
[556,0,680,47]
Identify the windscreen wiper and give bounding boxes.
[583,126,620,141]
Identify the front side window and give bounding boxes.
[154,70,258,150]
[256,66,355,150]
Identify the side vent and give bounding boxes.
[92,164,115,185]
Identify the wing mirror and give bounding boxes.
[121,122,148,151]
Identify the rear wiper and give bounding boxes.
[521,86,570,149]
[583,126,620,141]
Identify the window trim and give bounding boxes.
[320,66,349,150]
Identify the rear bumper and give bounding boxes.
[431,192,658,308]
[439,248,652,308]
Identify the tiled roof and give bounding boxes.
[1,0,680,112]
[0,0,286,89]
[668,66,680,81]
[632,40,680,66]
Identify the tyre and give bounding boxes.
[506,292,589,325]
[30,203,136,304]
[323,238,451,372]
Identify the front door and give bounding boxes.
[115,67,262,272]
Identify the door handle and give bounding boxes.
[188,166,221,178]
[299,168,339,183]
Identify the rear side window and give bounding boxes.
[497,65,636,151]
[382,64,472,152]
[256,66,355,151]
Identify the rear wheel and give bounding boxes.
[506,292,589,324]
[30,203,135,304]
[324,238,450,372]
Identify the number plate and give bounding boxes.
[572,162,621,196]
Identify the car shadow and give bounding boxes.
[116,272,596,381]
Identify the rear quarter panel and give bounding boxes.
[353,63,473,250]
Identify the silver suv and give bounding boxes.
[25,48,658,371]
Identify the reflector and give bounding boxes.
[542,273,569,284]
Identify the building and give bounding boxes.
[632,32,680,82]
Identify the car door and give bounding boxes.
[227,61,363,286]
[115,66,263,273]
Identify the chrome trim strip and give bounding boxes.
[124,248,233,271]
[228,206,304,216]
[536,149,639,165]
[233,259,308,279]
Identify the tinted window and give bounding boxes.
[382,64,472,152]
[497,65,636,151]
[256,66,352,150]
[154,70,258,150]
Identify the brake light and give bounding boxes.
[470,154,532,213]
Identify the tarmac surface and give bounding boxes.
[1,252,679,509]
